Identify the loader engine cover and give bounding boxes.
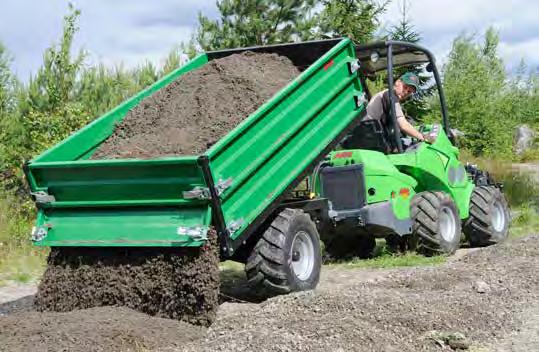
[320,164,366,211]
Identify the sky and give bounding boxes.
[0,0,537,81]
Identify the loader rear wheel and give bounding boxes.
[463,186,510,247]
[411,191,461,256]
[245,208,321,296]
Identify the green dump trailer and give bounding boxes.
[25,39,366,316]
[26,38,361,251]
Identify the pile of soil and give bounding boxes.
[0,306,204,352]
[34,229,220,326]
[91,52,300,159]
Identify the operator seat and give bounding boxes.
[341,119,392,153]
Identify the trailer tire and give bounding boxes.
[411,191,461,256]
[245,208,321,296]
[463,186,510,247]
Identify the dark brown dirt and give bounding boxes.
[91,52,300,159]
[0,306,204,352]
[34,229,219,327]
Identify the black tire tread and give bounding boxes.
[464,186,510,247]
[411,191,461,256]
[245,208,320,296]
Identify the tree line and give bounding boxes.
[0,1,537,195]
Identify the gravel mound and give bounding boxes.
[180,235,539,351]
[91,51,300,159]
[34,229,220,327]
[0,306,204,352]
[2,235,537,352]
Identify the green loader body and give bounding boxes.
[317,124,475,238]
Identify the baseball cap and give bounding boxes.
[400,72,420,91]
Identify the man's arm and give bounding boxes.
[397,116,425,141]
[394,101,425,141]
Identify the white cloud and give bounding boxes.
[0,0,217,80]
[1,0,537,80]
[381,0,539,72]
[499,39,539,71]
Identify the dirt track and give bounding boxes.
[1,235,538,352]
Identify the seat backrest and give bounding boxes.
[341,119,391,153]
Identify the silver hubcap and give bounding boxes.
[290,231,315,281]
[439,206,457,242]
[492,200,506,232]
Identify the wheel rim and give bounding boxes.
[439,206,457,242]
[492,200,506,232]
[290,231,315,281]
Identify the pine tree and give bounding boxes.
[317,0,389,43]
[194,0,319,51]
[387,0,432,121]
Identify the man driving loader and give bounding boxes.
[364,71,427,144]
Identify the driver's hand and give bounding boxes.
[421,133,435,144]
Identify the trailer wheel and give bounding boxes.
[411,191,461,256]
[463,186,510,247]
[245,208,321,296]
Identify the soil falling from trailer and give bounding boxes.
[34,229,220,326]
[91,51,300,159]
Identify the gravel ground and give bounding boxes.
[1,235,537,352]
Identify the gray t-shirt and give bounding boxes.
[364,89,405,126]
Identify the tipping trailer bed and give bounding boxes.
[25,38,366,258]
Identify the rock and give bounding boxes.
[448,337,471,350]
[473,280,491,293]
[514,124,535,155]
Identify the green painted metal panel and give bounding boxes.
[327,149,417,219]
[29,158,203,204]
[388,125,474,219]
[208,38,364,240]
[34,206,210,247]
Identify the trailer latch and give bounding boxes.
[227,218,244,234]
[348,59,361,74]
[182,178,233,200]
[31,223,52,242]
[182,186,211,200]
[31,191,56,204]
[177,226,208,241]
[354,94,368,108]
[215,178,233,196]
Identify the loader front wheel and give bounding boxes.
[463,186,510,247]
[245,208,321,297]
[411,191,461,256]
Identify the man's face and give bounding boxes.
[394,79,416,102]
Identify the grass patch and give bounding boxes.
[510,204,539,238]
[327,246,446,269]
[0,195,48,285]
[329,252,446,269]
